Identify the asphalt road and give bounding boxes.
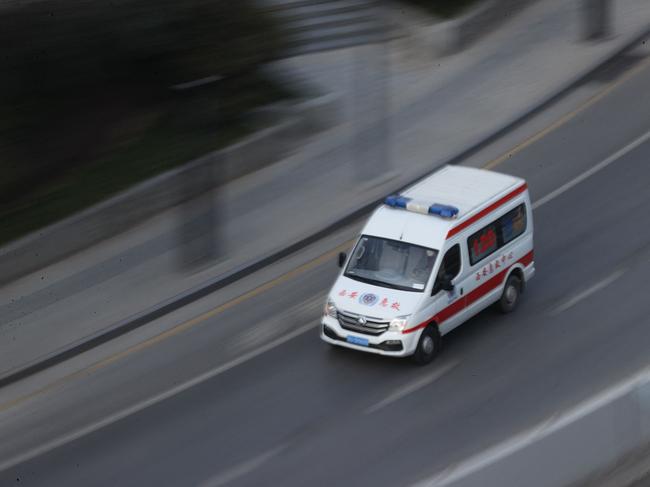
[1,52,650,487]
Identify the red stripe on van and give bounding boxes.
[446,183,528,239]
[402,250,534,334]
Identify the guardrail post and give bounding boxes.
[352,1,392,183]
[177,155,222,271]
[582,0,612,41]
[353,40,391,182]
[173,76,224,271]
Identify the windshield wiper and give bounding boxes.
[345,274,414,292]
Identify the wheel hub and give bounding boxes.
[506,285,517,304]
[422,335,434,354]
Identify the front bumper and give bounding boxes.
[320,315,419,357]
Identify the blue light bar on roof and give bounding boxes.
[384,195,459,219]
[429,203,459,218]
[384,195,411,208]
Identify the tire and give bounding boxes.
[412,325,441,365]
[499,273,522,314]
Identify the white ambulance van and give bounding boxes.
[321,166,534,364]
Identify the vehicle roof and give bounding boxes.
[362,166,525,250]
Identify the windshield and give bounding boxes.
[344,235,438,292]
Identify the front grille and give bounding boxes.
[338,310,389,336]
[323,325,403,352]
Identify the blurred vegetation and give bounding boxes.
[0,0,289,244]
[404,0,482,18]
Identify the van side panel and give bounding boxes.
[449,193,533,333]
[438,238,475,335]
[400,185,534,341]
[413,239,468,337]
[439,191,533,335]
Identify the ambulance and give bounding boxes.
[321,166,534,364]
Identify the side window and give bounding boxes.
[467,203,528,266]
[433,244,461,294]
[440,244,461,279]
[468,223,498,265]
[499,204,527,245]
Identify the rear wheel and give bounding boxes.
[499,274,522,313]
[412,325,441,365]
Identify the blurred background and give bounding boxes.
[0,0,286,244]
[1,0,650,486]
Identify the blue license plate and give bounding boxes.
[346,335,369,347]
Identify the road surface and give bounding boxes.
[1,49,650,487]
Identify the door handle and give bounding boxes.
[460,287,464,296]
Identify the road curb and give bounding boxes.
[2,24,649,389]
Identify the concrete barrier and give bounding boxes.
[414,367,650,487]
[0,93,339,286]
[392,0,541,58]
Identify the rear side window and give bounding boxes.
[468,223,498,265]
[499,204,527,245]
[467,203,528,266]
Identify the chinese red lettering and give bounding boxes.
[473,227,497,257]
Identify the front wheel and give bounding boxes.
[499,274,522,313]
[412,325,441,365]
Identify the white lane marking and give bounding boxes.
[0,321,318,473]
[411,366,650,487]
[4,86,649,479]
[532,129,650,210]
[196,443,288,487]
[365,361,458,414]
[550,268,626,316]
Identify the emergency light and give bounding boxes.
[384,195,459,219]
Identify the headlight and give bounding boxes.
[324,299,337,318]
[389,315,410,332]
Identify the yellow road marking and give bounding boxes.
[483,54,650,169]
[0,239,354,413]
[3,49,650,413]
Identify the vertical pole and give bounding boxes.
[352,2,391,182]
[175,78,223,271]
[582,0,611,41]
[178,155,219,270]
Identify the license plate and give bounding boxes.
[346,335,369,347]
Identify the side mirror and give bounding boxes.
[338,252,347,268]
[440,276,455,292]
[433,275,454,295]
